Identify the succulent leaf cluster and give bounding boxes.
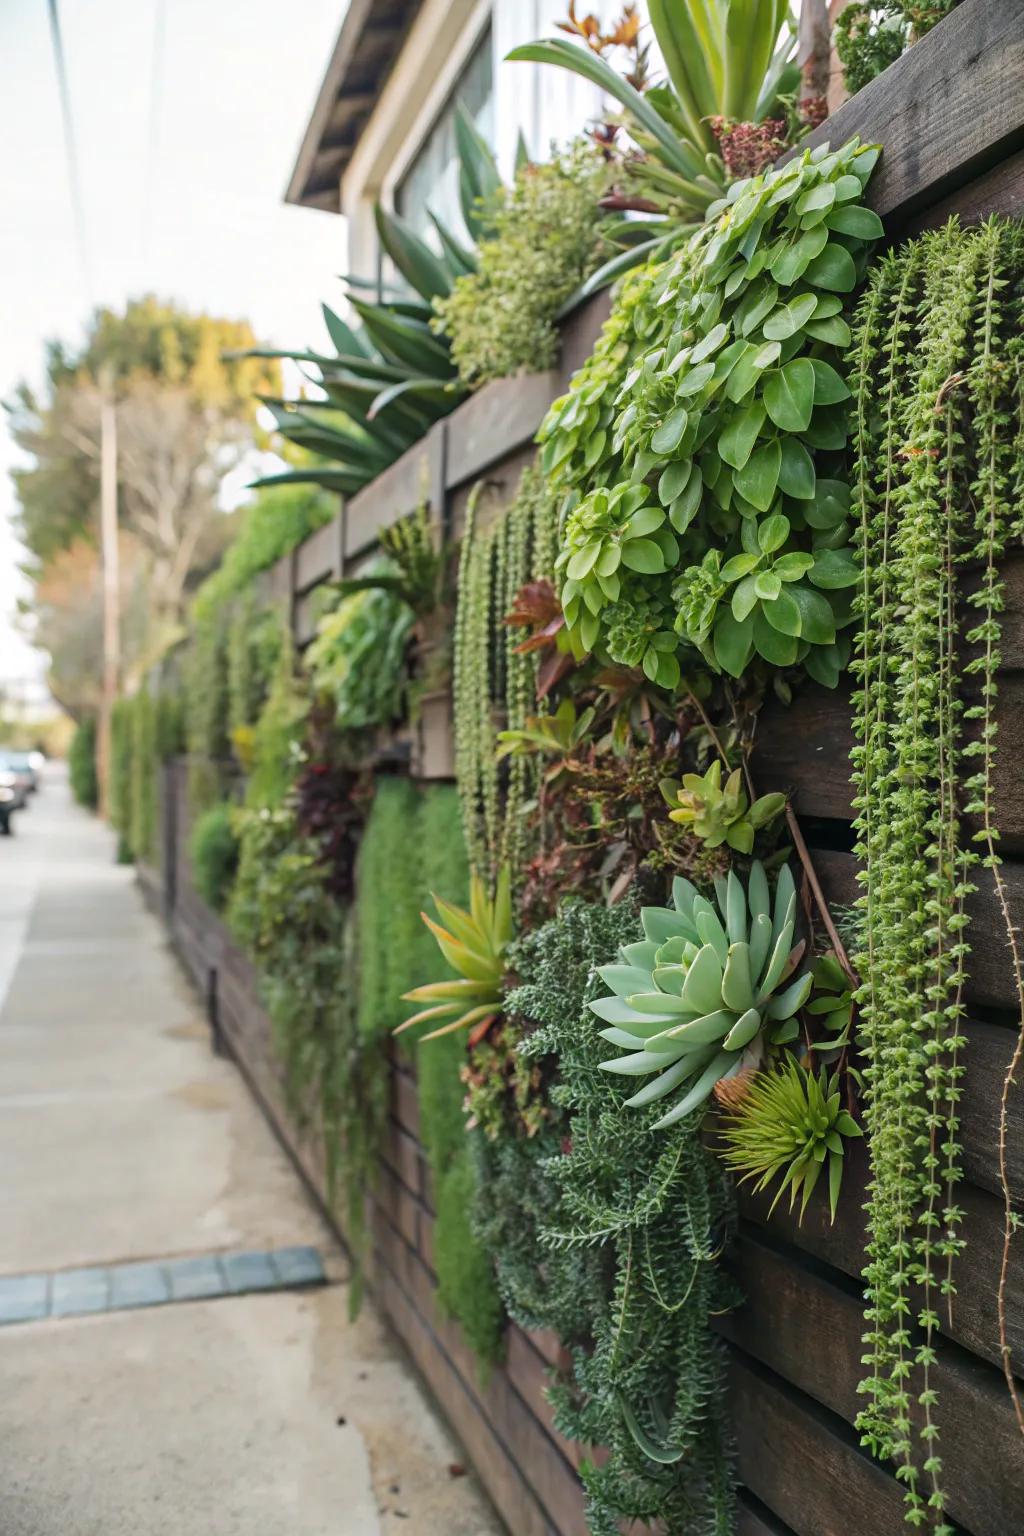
[592,860,809,1126]
[399,868,512,1040]
[718,1059,862,1221]
[659,759,786,852]
[544,137,881,692]
[509,2,800,243]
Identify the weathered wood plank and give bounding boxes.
[735,1500,794,1536]
[737,1139,1024,1376]
[723,1234,1024,1536]
[813,848,1024,1013]
[294,515,341,591]
[556,289,612,390]
[961,1020,1024,1202]
[792,0,1024,227]
[756,673,1024,851]
[293,587,322,648]
[444,370,558,492]
[906,146,1024,235]
[344,432,435,559]
[731,1358,910,1535]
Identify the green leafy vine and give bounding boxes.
[849,216,1024,1524]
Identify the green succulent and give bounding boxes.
[397,868,512,1042]
[718,1059,862,1221]
[592,860,808,1128]
[495,697,595,764]
[659,759,786,852]
[558,482,683,687]
[806,950,855,1055]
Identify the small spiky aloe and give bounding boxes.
[397,868,511,1042]
[592,861,810,1127]
[718,1059,862,1221]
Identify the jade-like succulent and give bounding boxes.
[592,861,809,1128]
[659,760,787,852]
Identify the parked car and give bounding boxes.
[0,769,20,834]
[0,750,38,798]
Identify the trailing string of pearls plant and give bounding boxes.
[848,215,1024,1529]
[453,466,558,879]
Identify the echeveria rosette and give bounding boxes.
[591,861,810,1128]
[545,136,881,694]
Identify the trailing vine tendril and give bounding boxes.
[849,217,1024,1526]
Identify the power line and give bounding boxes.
[46,0,94,303]
[141,0,167,282]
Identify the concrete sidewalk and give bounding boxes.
[0,766,499,1536]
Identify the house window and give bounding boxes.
[395,24,494,248]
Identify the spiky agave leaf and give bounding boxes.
[591,861,814,1128]
[717,1058,862,1221]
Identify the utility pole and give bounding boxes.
[97,366,119,818]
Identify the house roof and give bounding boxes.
[285,0,425,213]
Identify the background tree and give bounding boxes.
[5,296,279,717]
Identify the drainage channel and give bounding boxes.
[0,1245,326,1324]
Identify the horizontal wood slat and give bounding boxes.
[723,1234,1024,1536]
[731,1359,910,1535]
[756,677,1024,852]
[794,0,1024,226]
[294,517,341,591]
[738,1137,1024,1377]
[814,849,1024,1013]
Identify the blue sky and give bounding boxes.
[0,0,352,690]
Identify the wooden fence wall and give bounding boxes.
[143,6,1024,1532]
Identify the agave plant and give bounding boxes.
[509,0,799,244]
[592,860,809,1127]
[718,1058,862,1220]
[397,867,512,1042]
[659,760,786,853]
[250,102,629,500]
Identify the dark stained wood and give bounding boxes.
[723,1233,1024,1536]
[788,0,1024,228]
[961,1020,1024,1202]
[737,1138,1024,1377]
[505,1323,588,1474]
[756,673,1024,852]
[813,848,1024,1014]
[905,146,1024,235]
[730,1358,911,1535]
[735,1499,795,1536]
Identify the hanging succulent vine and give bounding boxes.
[498,901,738,1536]
[453,466,558,879]
[849,216,1024,1526]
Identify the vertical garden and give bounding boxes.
[110,4,1024,1533]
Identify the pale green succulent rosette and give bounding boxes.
[592,861,810,1128]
